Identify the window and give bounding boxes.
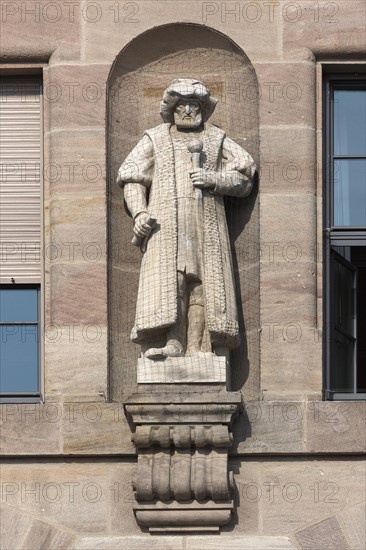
[0,76,43,403]
[0,286,40,400]
[324,73,366,400]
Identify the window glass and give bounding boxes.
[333,159,366,226]
[0,324,39,392]
[0,287,39,396]
[334,90,366,156]
[0,288,38,323]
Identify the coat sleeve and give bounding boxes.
[212,136,256,198]
[116,134,154,219]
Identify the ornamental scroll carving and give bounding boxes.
[125,394,241,532]
[133,425,233,502]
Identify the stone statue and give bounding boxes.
[117,79,256,361]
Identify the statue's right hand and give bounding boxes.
[133,212,152,239]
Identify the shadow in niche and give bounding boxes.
[227,174,259,392]
[109,23,246,80]
[227,173,259,242]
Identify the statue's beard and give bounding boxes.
[174,112,203,129]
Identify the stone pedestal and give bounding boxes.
[137,353,228,384]
[125,391,241,532]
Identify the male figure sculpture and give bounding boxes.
[117,79,256,360]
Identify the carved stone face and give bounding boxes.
[173,99,203,129]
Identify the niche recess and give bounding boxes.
[107,23,259,401]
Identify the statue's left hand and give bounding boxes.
[189,169,217,190]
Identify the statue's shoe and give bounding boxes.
[145,344,184,361]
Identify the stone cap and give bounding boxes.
[125,391,242,425]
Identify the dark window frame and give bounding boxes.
[323,73,366,400]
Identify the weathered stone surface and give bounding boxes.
[261,329,322,394]
[107,463,143,535]
[49,263,107,325]
[127,391,242,404]
[62,403,134,455]
[75,536,184,549]
[75,536,296,549]
[49,196,106,258]
[259,127,316,194]
[2,400,364,457]
[305,401,366,454]
[261,260,317,326]
[260,194,317,258]
[21,519,76,550]
[125,391,241,425]
[0,462,109,533]
[0,405,61,456]
[0,0,80,62]
[337,503,366,550]
[45,326,107,401]
[83,10,280,63]
[47,64,109,129]
[234,401,304,454]
[0,404,134,456]
[283,1,366,56]
[135,500,233,531]
[255,62,315,127]
[237,401,366,455]
[258,459,365,535]
[48,129,105,195]
[185,536,296,549]
[0,505,31,550]
[0,458,364,542]
[294,516,350,549]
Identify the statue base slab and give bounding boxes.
[137,352,227,384]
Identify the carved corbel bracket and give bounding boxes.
[125,391,241,532]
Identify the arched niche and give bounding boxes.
[107,23,260,402]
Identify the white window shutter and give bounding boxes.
[0,77,42,283]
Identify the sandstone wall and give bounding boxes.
[0,1,365,547]
[0,457,364,548]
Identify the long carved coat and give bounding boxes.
[118,122,255,348]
